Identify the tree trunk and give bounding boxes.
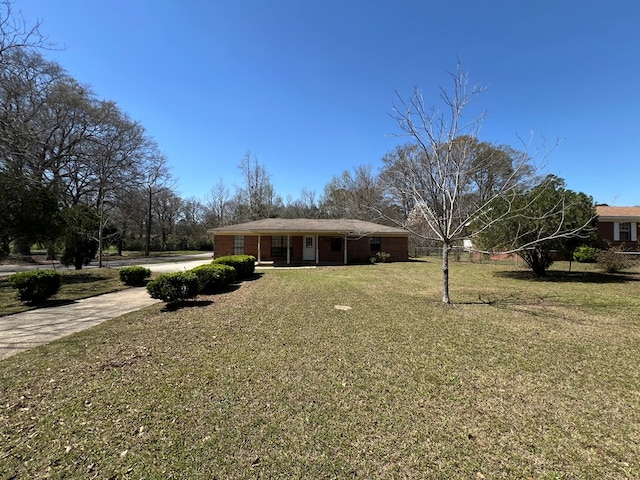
[97,219,104,268]
[442,242,451,304]
[145,189,152,257]
[15,237,31,256]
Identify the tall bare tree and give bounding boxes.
[0,1,49,63]
[389,64,549,304]
[320,164,387,222]
[235,150,281,220]
[205,178,232,227]
[139,150,173,256]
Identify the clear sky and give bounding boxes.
[16,0,640,206]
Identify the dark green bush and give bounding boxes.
[191,264,237,294]
[573,245,600,263]
[146,271,199,304]
[118,266,151,286]
[212,255,256,280]
[8,270,62,304]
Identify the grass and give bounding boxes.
[0,269,126,317]
[1,260,640,478]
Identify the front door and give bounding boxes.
[303,236,315,261]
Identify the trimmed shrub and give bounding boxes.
[118,266,151,286]
[212,255,256,280]
[573,245,600,263]
[369,251,391,264]
[596,247,637,274]
[191,264,237,294]
[8,270,62,304]
[146,271,199,304]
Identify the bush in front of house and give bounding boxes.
[596,247,637,274]
[146,271,199,304]
[369,252,391,264]
[8,270,62,304]
[573,245,600,263]
[212,255,256,280]
[191,264,237,294]
[118,266,152,286]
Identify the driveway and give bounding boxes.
[0,255,213,360]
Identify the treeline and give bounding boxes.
[0,3,435,264]
[1,3,595,283]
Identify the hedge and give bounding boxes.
[118,266,151,286]
[212,255,256,280]
[191,264,237,294]
[146,271,199,304]
[8,270,62,304]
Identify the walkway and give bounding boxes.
[0,256,212,360]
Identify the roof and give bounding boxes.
[596,205,640,220]
[209,218,409,236]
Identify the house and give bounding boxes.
[596,205,640,250]
[209,218,409,265]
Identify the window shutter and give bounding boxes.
[632,222,638,242]
[614,222,620,241]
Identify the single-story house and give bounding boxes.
[209,218,409,265]
[596,205,640,249]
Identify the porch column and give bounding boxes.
[315,235,319,264]
[287,235,291,265]
[257,235,261,263]
[344,235,348,265]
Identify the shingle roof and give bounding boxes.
[209,218,409,236]
[596,205,640,220]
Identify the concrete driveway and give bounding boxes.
[0,255,213,360]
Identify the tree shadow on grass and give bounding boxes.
[12,298,77,311]
[241,272,264,282]
[493,270,640,284]
[161,299,214,312]
[61,274,113,285]
[160,283,244,312]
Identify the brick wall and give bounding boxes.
[214,234,409,263]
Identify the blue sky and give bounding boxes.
[17,0,640,206]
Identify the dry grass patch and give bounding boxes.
[1,260,639,478]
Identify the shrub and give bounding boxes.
[118,266,151,286]
[369,252,391,264]
[212,255,255,280]
[191,264,237,294]
[146,271,199,304]
[573,245,600,263]
[8,270,62,304]
[596,247,637,273]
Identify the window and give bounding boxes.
[331,237,342,251]
[305,237,314,248]
[233,236,244,255]
[619,222,631,241]
[271,236,292,258]
[370,236,381,252]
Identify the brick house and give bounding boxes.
[596,205,640,250]
[209,218,409,265]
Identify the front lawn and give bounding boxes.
[0,269,126,316]
[1,260,639,478]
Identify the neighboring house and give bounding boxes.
[209,218,409,265]
[596,205,640,250]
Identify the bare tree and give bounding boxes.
[86,102,149,266]
[0,1,50,63]
[236,150,281,220]
[139,150,173,256]
[320,164,387,222]
[389,64,545,304]
[205,178,231,227]
[282,187,320,218]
